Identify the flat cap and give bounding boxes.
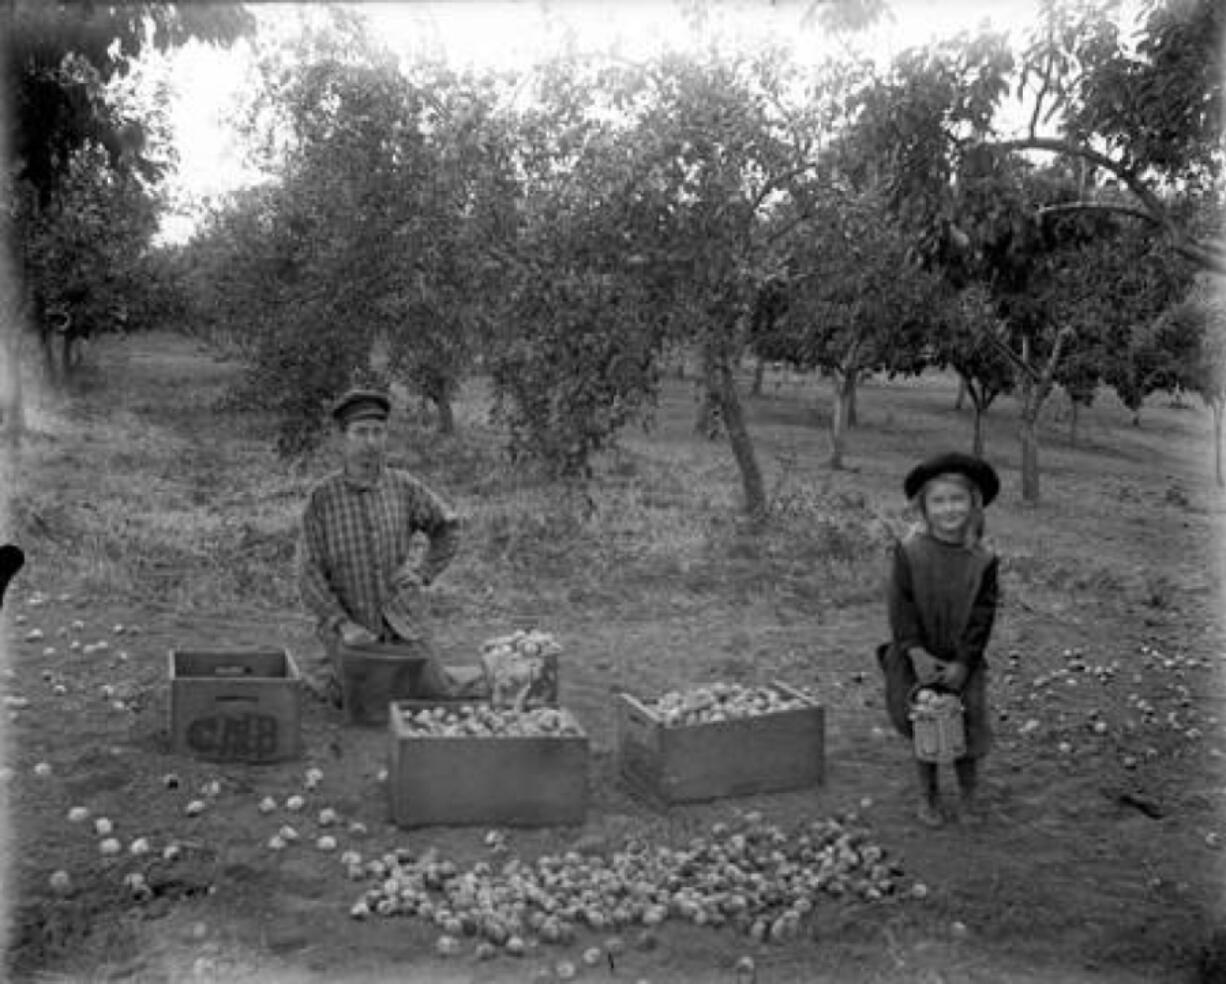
[331,388,391,428]
[904,452,1000,506]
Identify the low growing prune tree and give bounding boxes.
[748,183,944,468]
[188,13,518,454]
[1129,275,1226,485]
[929,286,1015,458]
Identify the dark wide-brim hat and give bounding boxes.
[904,452,1000,506]
[331,388,391,428]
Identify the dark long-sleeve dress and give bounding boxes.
[878,531,999,758]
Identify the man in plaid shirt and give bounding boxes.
[298,388,460,704]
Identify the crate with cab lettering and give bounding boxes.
[169,647,302,763]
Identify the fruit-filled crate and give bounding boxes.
[616,681,825,805]
[168,647,302,764]
[387,701,589,828]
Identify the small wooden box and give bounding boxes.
[169,648,302,763]
[616,681,825,804]
[387,701,589,828]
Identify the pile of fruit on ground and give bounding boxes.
[346,808,920,970]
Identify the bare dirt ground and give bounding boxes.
[2,332,1224,983]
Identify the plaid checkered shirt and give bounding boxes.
[298,466,459,638]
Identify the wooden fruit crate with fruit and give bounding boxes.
[616,681,825,805]
[387,701,589,828]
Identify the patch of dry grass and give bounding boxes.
[13,336,907,629]
[17,333,1223,634]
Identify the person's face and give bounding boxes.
[343,418,388,472]
[922,476,972,541]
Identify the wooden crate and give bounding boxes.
[616,681,824,804]
[169,648,302,763]
[387,701,588,828]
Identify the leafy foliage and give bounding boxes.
[838,0,1219,497]
[750,186,944,379]
[487,48,853,502]
[165,1,1218,506]
[928,286,1015,455]
[184,18,519,455]
[6,0,251,386]
[1129,274,1226,408]
[7,1,251,205]
[492,271,663,479]
[1030,0,1224,190]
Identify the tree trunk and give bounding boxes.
[971,404,985,457]
[694,381,721,439]
[1017,339,1042,502]
[1214,400,1224,488]
[750,356,765,396]
[1017,336,1041,503]
[40,329,57,385]
[1,322,24,444]
[829,370,853,470]
[435,394,455,435]
[1020,408,1040,502]
[846,371,859,427]
[710,351,765,519]
[62,330,78,377]
[1015,328,1073,504]
[671,344,687,380]
[1069,399,1080,446]
[954,376,967,410]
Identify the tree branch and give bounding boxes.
[1027,49,1055,140]
[1171,240,1226,274]
[1036,201,1226,273]
[1035,201,1160,225]
[750,162,821,216]
[1037,325,1076,406]
[988,136,1226,275]
[989,136,1160,215]
[958,292,1038,383]
[762,209,817,248]
[978,321,1040,384]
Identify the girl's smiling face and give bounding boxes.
[922,475,973,542]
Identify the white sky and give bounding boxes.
[155,0,1047,243]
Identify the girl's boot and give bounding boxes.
[916,761,942,827]
[954,757,985,825]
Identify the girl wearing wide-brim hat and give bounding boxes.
[877,452,1001,827]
